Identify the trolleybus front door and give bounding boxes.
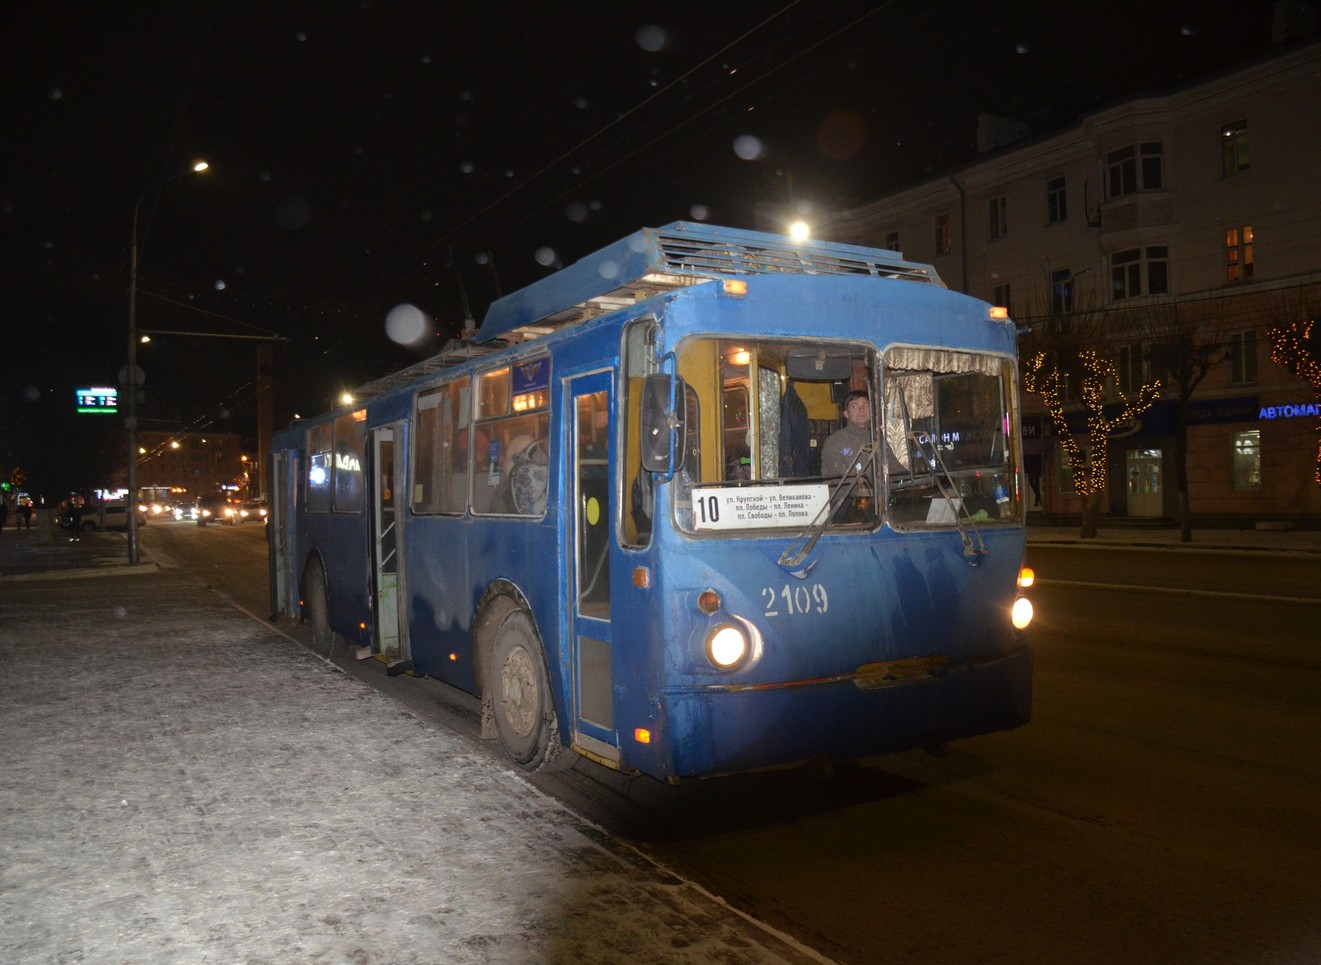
[567,372,618,764]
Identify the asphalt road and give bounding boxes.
[141,521,1321,963]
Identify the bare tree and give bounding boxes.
[1024,346,1159,538]
[1119,298,1228,542]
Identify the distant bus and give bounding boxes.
[268,222,1035,781]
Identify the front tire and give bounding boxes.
[490,608,566,771]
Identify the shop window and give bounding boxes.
[1232,430,1261,491]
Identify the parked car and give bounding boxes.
[75,502,148,532]
[195,492,236,527]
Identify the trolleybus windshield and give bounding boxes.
[669,337,1019,535]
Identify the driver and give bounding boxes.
[821,390,873,479]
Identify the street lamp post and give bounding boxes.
[126,161,208,565]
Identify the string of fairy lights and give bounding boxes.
[1265,318,1321,485]
[1023,350,1162,498]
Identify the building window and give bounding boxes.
[1232,429,1261,491]
[1229,330,1258,384]
[1110,246,1169,300]
[993,283,1012,315]
[988,196,1007,240]
[1106,142,1163,199]
[1226,226,1254,282]
[1055,442,1087,493]
[1051,268,1074,314]
[1117,344,1146,395]
[1046,177,1068,224]
[933,213,951,255]
[884,231,900,251]
[1221,120,1249,176]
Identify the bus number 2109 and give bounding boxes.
[762,583,829,617]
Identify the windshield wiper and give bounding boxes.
[777,444,877,577]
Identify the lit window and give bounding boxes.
[1226,226,1254,282]
[1232,430,1261,491]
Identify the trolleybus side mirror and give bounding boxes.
[640,374,688,475]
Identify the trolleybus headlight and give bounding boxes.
[705,624,749,668]
[1011,596,1034,630]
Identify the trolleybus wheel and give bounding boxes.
[491,608,564,771]
[304,558,334,651]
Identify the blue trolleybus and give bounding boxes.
[269,222,1035,781]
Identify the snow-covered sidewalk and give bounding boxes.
[0,571,825,964]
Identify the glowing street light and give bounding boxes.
[126,160,209,565]
[788,220,811,243]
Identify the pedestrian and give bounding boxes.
[67,499,82,542]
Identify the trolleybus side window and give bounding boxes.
[332,410,367,514]
[473,358,551,516]
[306,421,333,514]
[412,378,470,515]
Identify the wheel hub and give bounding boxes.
[499,645,538,737]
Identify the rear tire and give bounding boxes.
[490,608,567,771]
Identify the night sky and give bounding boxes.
[1,0,1289,498]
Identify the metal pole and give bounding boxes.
[123,162,208,565]
[126,197,142,565]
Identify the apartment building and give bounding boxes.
[812,40,1321,526]
[125,430,245,496]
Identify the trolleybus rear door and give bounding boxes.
[372,424,410,672]
[567,372,619,763]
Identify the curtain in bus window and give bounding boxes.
[333,411,366,512]
[886,346,1002,376]
[413,380,470,515]
[413,386,444,513]
[886,372,933,472]
[757,366,781,479]
[306,422,333,514]
[443,381,474,514]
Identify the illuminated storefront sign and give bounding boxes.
[76,387,118,414]
[1259,402,1321,420]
